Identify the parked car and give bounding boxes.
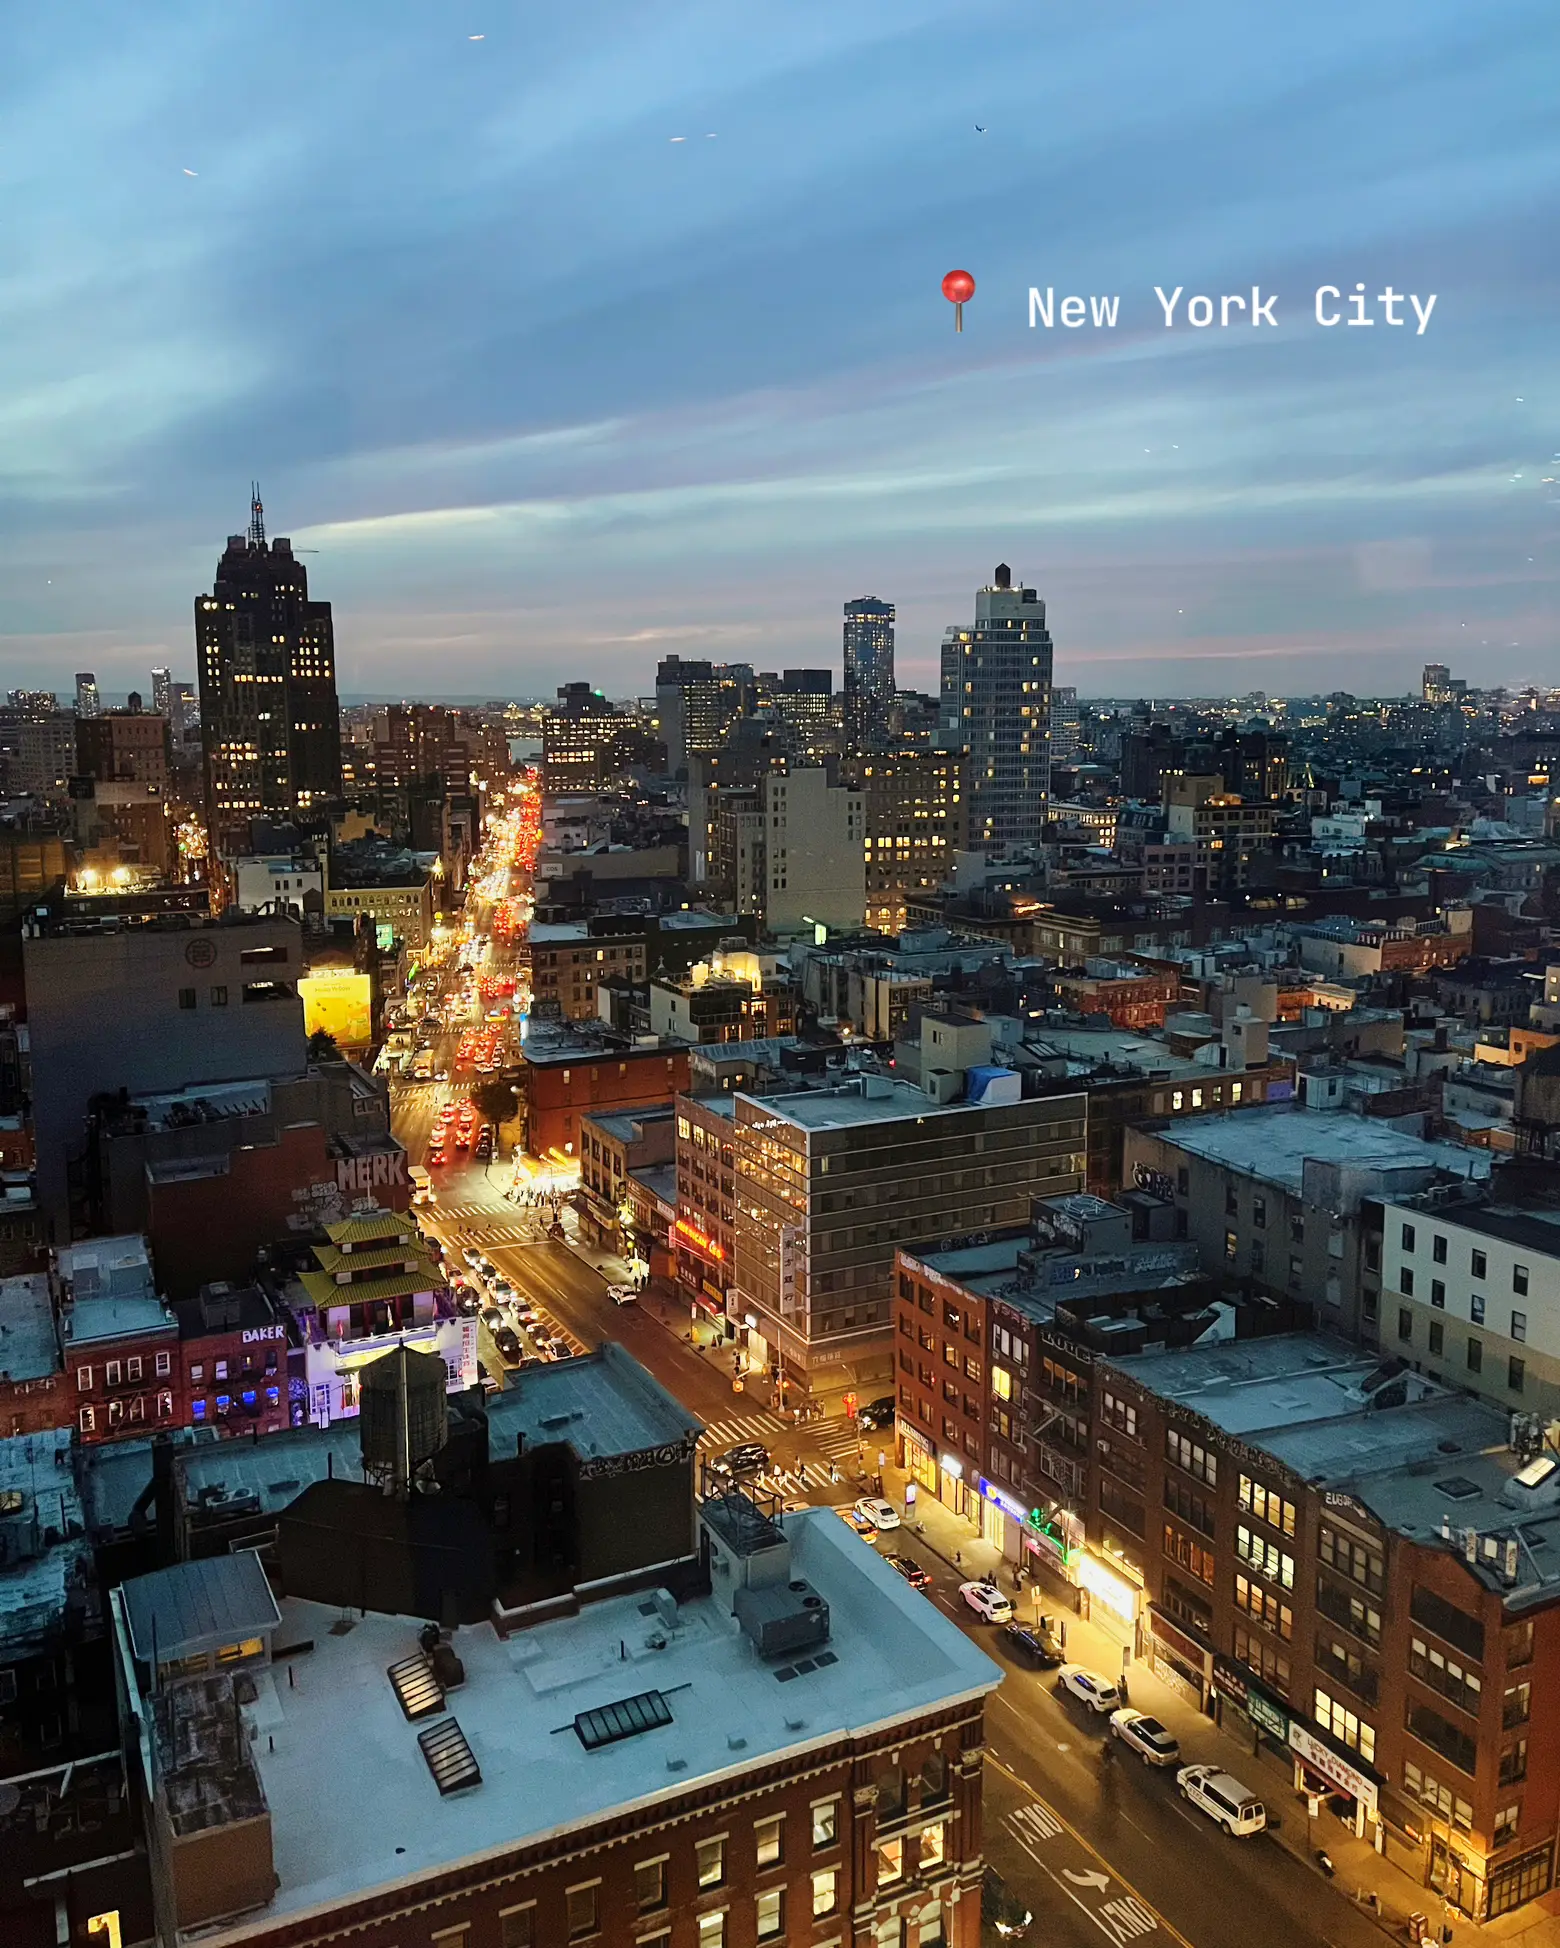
[839,1506,879,1537]
[1109,1708,1180,1766]
[709,1441,769,1481]
[1000,1621,1064,1669]
[492,1325,522,1363]
[884,1554,932,1590]
[958,1579,1014,1624]
[854,1496,900,1531]
[1175,1764,1267,1836]
[480,1307,504,1332]
[463,1248,483,1268]
[855,1395,898,1432]
[606,1282,638,1305]
[1056,1665,1121,1715]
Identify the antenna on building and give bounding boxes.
[249,482,266,547]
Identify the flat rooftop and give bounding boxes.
[741,1075,1073,1134]
[1144,1103,1491,1194]
[213,1510,998,1934]
[582,1106,676,1144]
[1107,1331,1560,1610]
[0,1272,58,1383]
[0,1429,89,1649]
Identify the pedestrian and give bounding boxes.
[954,1549,963,1568]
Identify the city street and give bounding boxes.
[385,799,1454,1948]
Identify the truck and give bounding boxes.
[409,1165,435,1206]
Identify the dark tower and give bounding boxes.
[842,596,896,755]
[195,489,342,856]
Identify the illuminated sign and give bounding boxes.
[674,1218,724,1262]
[241,1325,286,1344]
[1076,1550,1141,1622]
[977,1476,1028,1524]
[1026,1509,1083,1569]
[299,967,373,1046]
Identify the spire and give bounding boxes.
[248,481,266,547]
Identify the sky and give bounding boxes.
[2,0,1557,704]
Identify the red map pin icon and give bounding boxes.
[942,268,976,332]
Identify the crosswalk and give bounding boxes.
[697,1411,792,1454]
[696,1411,874,1468]
[440,1224,548,1250]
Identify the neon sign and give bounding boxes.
[675,1218,725,1262]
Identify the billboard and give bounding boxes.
[299,968,373,1047]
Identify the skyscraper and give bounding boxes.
[74,673,101,719]
[195,488,342,855]
[939,563,1053,851]
[151,665,172,716]
[842,596,895,754]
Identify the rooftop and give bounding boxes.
[738,1074,1079,1134]
[1107,1332,1560,1611]
[1143,1103,1491,1195]
[0,1272,58,1384]
[0,1428,89,1650]
[191,1511,998,1933]
[581,1106,677,1144]
[124,1553,281,1666]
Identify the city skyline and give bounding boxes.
[2,1,1556,700]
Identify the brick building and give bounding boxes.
[54,1236,178,1444]
[675,1093,737,1318]
[527,919,650,1022]
[520,1030,691,1160]
[0,1273,65,1438]
[172,1281,292,1437]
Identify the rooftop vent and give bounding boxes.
[1433,1477,1482,1502]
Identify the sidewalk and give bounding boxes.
[875,1459,1560,1946]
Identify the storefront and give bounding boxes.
[938,1450,970,1520]
[1212,1657,1291,1760]
[1076,1548,1143,1658]
[1024,1507,1085,1585]
[1287,1719,1381,1842]
[1148,1610,1211,1711]
[901,1423,938,1495]
[977,1476,1030,1555]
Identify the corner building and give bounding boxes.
[938,565,1052,852]
[1094,1335,1560,1924]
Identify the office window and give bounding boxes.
[1494,1803,1520,1846]
[1511,1311,1527,1343]
[634,1859,667,1913]
[1401,1224,1416,1252]
[210,985,228,1006]
[1431,1280,1445,1309]
[1510,1357,1526,1394]
[178,987,196,1009]
[697,1836,726,1888]
[1431,1232,1446,1262]
[1398,1308,1412,1342]
[919,1820,947,1868]
[1429,1322,1444,1357]
[1467,1338,1482,1374]
[1314,1686,1375,1764]
[812,1798,839,1847]
[696,1914,726,1948]
[1514,1264,1530,1296]
[812,1867,839,1917]
[755,1816,784,1867]
[755,1888,785,1941]
[1472,1295,1486,1325]
[1402,1268,1415,1296]
[877,1836,904,1885]
[565,1882,599,1941]
[1471,1249,1487,1280]
[499,1906,536,1948]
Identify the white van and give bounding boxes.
[1175,1764,1266,1836]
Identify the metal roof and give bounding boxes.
[123,1551,281,1665]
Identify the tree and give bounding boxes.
[307,1028,340,1062]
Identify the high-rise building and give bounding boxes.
[542,682,626,794]
[654,656,754,772]
[843,596,895,754]
[710,766,865,935]
[853,749,966,933]
[1050,683,1082,762]
[74,673,101,719]
[939,563,1053,851]
[195,489,342,856]
[151,665,172,716]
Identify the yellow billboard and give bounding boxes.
[299,968,373,1047]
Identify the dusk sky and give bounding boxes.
[3,0,1556,703]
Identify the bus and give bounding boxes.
[409,1165,435,1206]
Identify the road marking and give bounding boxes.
[1065,1868,1110,1891]
[988,1751,1194,1948]
[1009,1801,1063,1843]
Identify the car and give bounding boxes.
[513,1303,538,1326]
[480,1307,504,1332]
[1000,1621,1064,1669]
[463,1248,483,1268]
[855,1395,898,1432]
[709,1441,769,1481]
[1056,1665,1121,1715]
[958,1580,1014,1624]
[1109,1708,1181,1767]
[454,1127,472,1149]
[492,1325,522,1363]
[426,1147,448,1167]
[982,1867,1033,1941]
[490,1279,514,1300]
[855,1496,900,1531]
[606,1282,637,1305]
[885,1554,932,1590]
[1175,1764,1267,1836]
[838,1506,879,1537]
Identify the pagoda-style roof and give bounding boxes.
[324,1211,418,1250]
